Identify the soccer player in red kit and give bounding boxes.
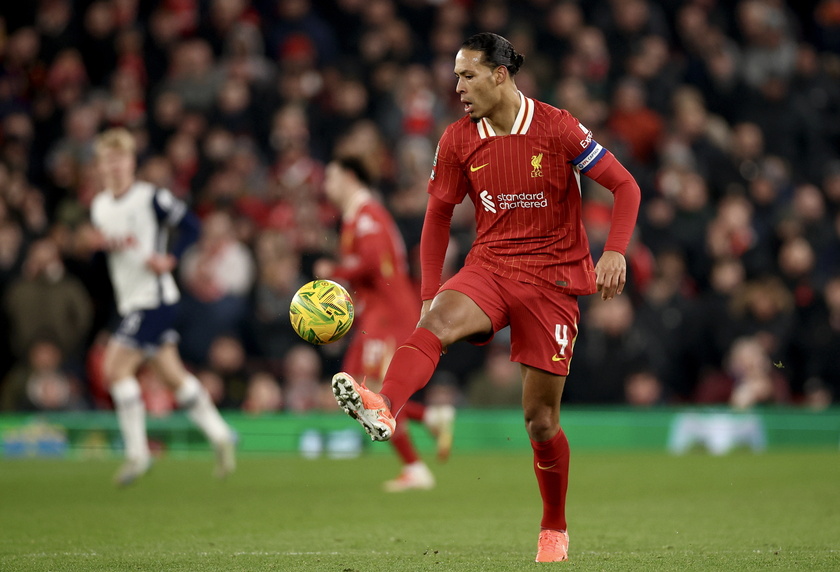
[331,33,640,561]
[316,156,455,492]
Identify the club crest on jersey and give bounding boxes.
[530,153,544,178]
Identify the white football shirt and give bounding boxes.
[90,181,184,315]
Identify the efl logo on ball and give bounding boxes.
[289,280,354,345]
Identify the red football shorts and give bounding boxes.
[440,265,580,376]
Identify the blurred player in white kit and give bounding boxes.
[90,127,236,486]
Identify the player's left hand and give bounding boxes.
[146,253,177,275]
[595,250,626,301]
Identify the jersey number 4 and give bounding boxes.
[555,324,571,357]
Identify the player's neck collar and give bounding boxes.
[344,187,370,221]
[109,180,135,199]
[476,91,534,139]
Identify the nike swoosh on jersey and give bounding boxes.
[470,163,489,172]
[536,462,557,470]
[551,355,566,362]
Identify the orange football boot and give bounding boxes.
[535,529,569,562]
[331,372,396,441]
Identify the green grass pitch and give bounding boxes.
[1,450,838,571]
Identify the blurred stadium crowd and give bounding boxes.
[1,0,840,415]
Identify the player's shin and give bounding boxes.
[380,327,443,414]
[110,377,150,462]
[531,428,570,532]
[176,375,233,445]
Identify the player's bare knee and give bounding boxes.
[102,369,118,386]
[417,313,454,346]
[152,364,187,390]
[160,374,186,390]
[102,354,131,385]
[524,412,559,442]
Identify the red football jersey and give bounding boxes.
[428,94,610,296]
[331,192,419,336]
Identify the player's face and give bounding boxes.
[97,148,136,193]
[454,48,501,123]
[323,162,345,206]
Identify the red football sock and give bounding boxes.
[399,400,426,422]
[389,421,419,464]
[531,428,570,531]
[380,327,442,415]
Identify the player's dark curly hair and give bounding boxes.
[461,32,525,76]
[334,155,372,187]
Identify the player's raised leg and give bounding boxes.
[153,344,237,478]
[331,323,446,441]
[333,290,484,438]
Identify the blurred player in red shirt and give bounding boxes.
[330,33,641,562]
[315,156,455,492]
